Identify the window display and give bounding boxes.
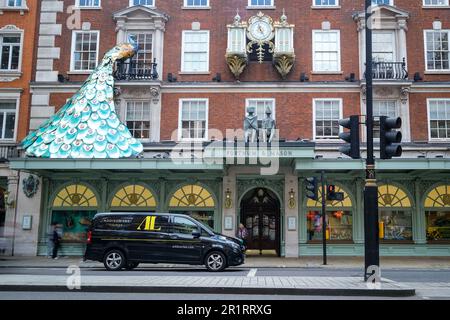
[426,211,450,241]
[52,210,97,243]
[379,210,412,240]
[307,210,353,241]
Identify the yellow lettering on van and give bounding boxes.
[137,216,161,231]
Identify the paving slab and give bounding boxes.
[0,274,415,297]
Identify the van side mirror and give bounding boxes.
[192,230,201,238]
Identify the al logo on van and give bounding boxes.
[137,216,161,231]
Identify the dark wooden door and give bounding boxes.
[241,189,280,255]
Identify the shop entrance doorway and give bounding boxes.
[240,188,281,256]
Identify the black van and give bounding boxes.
[84,213,245,272]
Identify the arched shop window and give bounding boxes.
[111,184,157,211]
[169,184,216,229]
[51,184,98,243]
[424,185,450,241]
[378,184,413,241]
[306,186,353,241]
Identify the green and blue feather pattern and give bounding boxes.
[21,37,143,159]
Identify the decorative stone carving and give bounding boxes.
[400,87,410,104]
[273,54,295,80]
[225,54,248,81]
[237,178,284,203]
[22,175,40,198]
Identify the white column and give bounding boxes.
[3,171,19,255]
[222,175,237,238]
[155,27,164,78]
[12,173,43,256]
[397,19,408,66]
[284,174,299,258]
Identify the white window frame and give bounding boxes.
[70,30,100,73]
[371,0,393,5]
[183,0,210,8]
[312,0,339,7]
[372,30,396,62]
[129,0,155,7]
[247,0,275,8]
[0,27,24,73]
[245,98,276,121]
[427,98,450,142]
[124,100,152,141]
[312,30,341,73]
[75,0,101,8]
[0,98,19,142]
[424,30,450,72]
[178,98,209,142]
[181,30,210,73]
[313,98,343,141]
[423,0,449,7]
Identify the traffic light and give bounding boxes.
[380,116,402,160]
[339,115,360,159]
[327,185,344,201]
[305,177,319,201]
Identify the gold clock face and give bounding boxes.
[248,20,273,41]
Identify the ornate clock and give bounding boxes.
[247,12,275,63]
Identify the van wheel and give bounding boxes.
[205,251,227,272]
[104,250,126,271]
[125,262,139,270]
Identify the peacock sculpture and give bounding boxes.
[21,36,144,159]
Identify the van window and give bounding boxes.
[135,215,171,233]
[172,217,199,235]
[95,216,134,230]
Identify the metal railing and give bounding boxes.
[0,144,20,161]
[367,58,408,80]
[114,59,159,81]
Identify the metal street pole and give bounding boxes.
[364,0,380,281]
[321,171,327,265]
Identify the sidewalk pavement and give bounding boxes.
[0,274,415,297]
[1,256,450,269]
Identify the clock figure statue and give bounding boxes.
[262,107,276,143]
[244,107,258,143]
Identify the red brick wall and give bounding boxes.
[46,1,450,142]
[0,1,38,141]
[161,92,361,141]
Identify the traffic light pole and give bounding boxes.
[364,0,380,281]
[321,171,327,266]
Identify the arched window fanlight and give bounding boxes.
[169,184,215,208]
[111,184,157,208]
[53,184,98,208]
[378,184,412,208]
[425,185,450,208]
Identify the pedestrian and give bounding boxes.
[236,223,248,247]
[46,224,54,258]
[51,223,61,260]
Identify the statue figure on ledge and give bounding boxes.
[244,106,258,143]
[262,107,276,143]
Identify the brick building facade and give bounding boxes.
[3,0,450,257]
[0,0,38,254]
